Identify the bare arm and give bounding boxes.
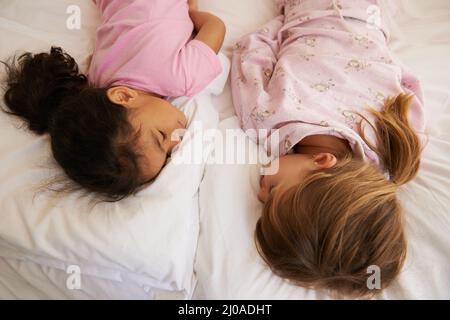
[188,0,198,11]
[189,10,226,54]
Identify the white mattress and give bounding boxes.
[194,0,450,299]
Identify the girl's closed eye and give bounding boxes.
[260,177,269,189]
[159,130,169,148]
[159,130,166,141]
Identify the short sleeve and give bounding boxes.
[93,0,117,21]
[93,0,109,15]
[179,40,222,97]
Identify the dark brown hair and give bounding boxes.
[255,94,423,298]
[2,47,145,201]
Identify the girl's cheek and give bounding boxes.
[266,173,280,189]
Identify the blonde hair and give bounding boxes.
[255,94,423,298]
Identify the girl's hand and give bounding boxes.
[188,0,198,12]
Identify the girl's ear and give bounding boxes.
[107,86,139,107]
[313,153,337,169]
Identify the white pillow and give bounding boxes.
[0,0,230,299]
[0,65,230,298]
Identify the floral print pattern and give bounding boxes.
[231,0,425,165]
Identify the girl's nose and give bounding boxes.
[257,187,269,204]
[258,176,269,203]
[167,128,184,153]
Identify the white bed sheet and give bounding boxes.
[0,0,448,300]
[194,0,450,299]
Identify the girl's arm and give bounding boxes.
[188,0,198,11]
[189,10,226,54]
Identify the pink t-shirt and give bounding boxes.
[88,0,222,97]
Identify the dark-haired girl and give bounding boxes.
[2,0,225,200]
